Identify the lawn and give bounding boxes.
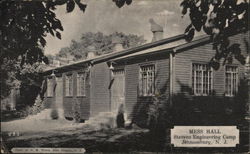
[1,110,249,153]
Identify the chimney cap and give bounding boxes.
[87,45,96,52]
[86,45,96,59]
[86,51,96,59]
[149,18,163,32]
[112,35,123,44]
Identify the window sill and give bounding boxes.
[138,95,155,98]
[76,96,86,98]
[192,94,212,97]
[65,96,73,98]
[224,95,235,97]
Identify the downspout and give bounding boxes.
[109,65,112,112]
[88,63,93,117]
[169,49,176,107]
[108,62,114,112]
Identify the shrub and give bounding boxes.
[19,95,45,116]
[147,94,172,131]
[73,98,81,123]
[50,109,59,120]
[5,104,12,111]
[116,104,125,128]
[74,111,81,123]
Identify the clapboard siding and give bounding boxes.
[79,75,91,119]
[90,62,111,115]
[121,52,170,123]
[174,31,249,98]
[156,58,170,96]
[62,72,73,118]
[43,67,91,120]
[125,63,139,119]
[62,69,90,120]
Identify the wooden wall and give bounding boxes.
[172,31,249,124]
[174,31,249,97]
[44,66,91,120]
[90,62,111,116]
[115,52,170,126]
[42,31,249,124]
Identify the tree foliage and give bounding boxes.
[112,0,249,68]
[180,0,249,68]
[0,0,86,101]
[112,0,132,8]
[54,32,146,61]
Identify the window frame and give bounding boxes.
[138,64,156,97]
[192,63,213,96]
[76,72,86,97]
[65,74,73,97]
[224,65,239,97]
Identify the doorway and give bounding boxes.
[55,76,64,118]
[111,69,125,113]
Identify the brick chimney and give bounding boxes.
[52,59,60,67]
[112,35,124,52]
[149,18,163,42]
[86,45,96,59]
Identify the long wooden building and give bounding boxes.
[43,29,249,125]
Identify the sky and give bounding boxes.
[44,0,191,55]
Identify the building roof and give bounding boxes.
[43,33,211,74]
[111,34,210,61]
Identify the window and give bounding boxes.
[139,65,155,96]
[77,73,86,96]
[47,78,53,97]
[65,75,73,96]
[225,66,238,96]
[192,63,213,96]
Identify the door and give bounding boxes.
[55,77,64,118]
[111,69,125,112]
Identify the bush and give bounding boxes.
[74,111,81,123]
[17,95,45,117]
[5,104,12,111]
[50,109,59,120]
[147,94,172,131]
[73,98,81,123]
[116,104,125,128]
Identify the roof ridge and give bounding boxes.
[43,33,210,73]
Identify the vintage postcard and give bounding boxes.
[1,0,249,153]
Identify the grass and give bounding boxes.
[2,126,249,153]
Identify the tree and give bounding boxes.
[112,0,132,8]
[0,59,20,99]
[112,0,250,126]
[179,0,249,121]
[180,0,249,68]
[17,63,46,109]
[112,0,249,66]
[55,32,146,61]
[0,0,87,100]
